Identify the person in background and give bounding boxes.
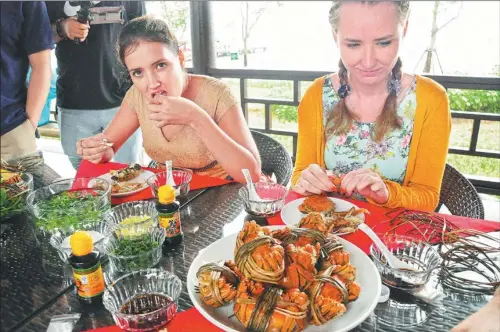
[292,0,451,212]
[45,1,145,170]
[0,2,53,161]
[77,16,261,183]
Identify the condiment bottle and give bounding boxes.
[68,230,105,305]
[156,184,183,247]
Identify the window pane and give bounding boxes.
[268,134,294,156]
[271,105,298,132]
[211,1,500,76]
[248,103,265,129]
[247,80,293,101]
[146,1,192,68]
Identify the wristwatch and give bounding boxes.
[55,18,67,39]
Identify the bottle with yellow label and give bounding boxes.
[68,230,105,305]
[156,184,183,248]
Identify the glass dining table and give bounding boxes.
[0,160,495,332]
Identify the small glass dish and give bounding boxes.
[238,182,288,217]
[0,172,34,221]
[103,227,166,273]
[103,269,182,332]
[370,234,441,289]
[103,201,158,237]
[146,169,192,198]
[26,177,111,234]
[49,220,114,264]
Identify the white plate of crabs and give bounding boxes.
[187,223,381,332]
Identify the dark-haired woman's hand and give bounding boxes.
[340,168,389,204]
[147,95,208,128]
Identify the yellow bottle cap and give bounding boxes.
[70,230,94,256]
[158,185,175,204]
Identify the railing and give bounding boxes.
[208,68,500,195]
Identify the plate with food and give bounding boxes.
[0,168,33,220]
[280,195,368,235]
[98,163,154,197]
[187,222,381,332]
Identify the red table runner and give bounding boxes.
[85,181,500,332]
[75,160,232,205]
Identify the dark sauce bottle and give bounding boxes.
[68,231,105,306]
[156,185,184,248]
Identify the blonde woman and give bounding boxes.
[293,1,451,211]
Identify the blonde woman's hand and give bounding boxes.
[340,168,389,204]
[147,95,208,128]
[76,133,114,164]
[293,164,333,195]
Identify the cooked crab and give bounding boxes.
[234,282,308,332]
[298,212,330,235]
[235,221,272,255]
[307,267,349,326]
[272,227,325,251]
[235,236,285,284]
[280,244,319,290]
[298,195,335,215]
[196,260,242,307]
[319,236,350,268]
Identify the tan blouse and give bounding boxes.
[123,76,238,179]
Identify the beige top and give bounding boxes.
[123,76,238,179]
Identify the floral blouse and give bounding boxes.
[323,75,417,200]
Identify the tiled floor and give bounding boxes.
[37,138,500,222]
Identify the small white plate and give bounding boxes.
[187,225,381,332]
[280,197,366,235]
[98,170,154,197]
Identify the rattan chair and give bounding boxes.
[251,130,293,185]
[147,131,293,185]
[436,163,484,219]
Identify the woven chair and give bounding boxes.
[436,163,484,219]
[251,130,293,185]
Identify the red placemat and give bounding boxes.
[84,307,223,332]
[75,160,233,205]
[267,191,500,254]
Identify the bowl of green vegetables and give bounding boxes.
[102,201,158,237]
[0,170,33,221]
[26,177,111,234]
[103,226,166,273]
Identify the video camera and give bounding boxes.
[67,1,125,25]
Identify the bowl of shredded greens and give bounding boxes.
[102,201,158,237]
[26,177,111,234]
[103,226,166,273]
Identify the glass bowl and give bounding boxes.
[26,177,111,234]
[103,227,166,273]
[103,201,158,237]
[103,269,182,331]
[370,234,441,289]
[146,169,192,198]
[49,220,115,264]
[238,182,288,217]
[0,172,34,221]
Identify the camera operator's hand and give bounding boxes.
[62,17,89,42]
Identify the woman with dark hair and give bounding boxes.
[77,16,261,183]
[292,1,451,211]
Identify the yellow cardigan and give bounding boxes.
[292,75,452,212]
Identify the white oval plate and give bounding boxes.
[98,170,154,197]
[187,226,381,332]
[280,197,366,235]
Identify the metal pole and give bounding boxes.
[190,1,215,75]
